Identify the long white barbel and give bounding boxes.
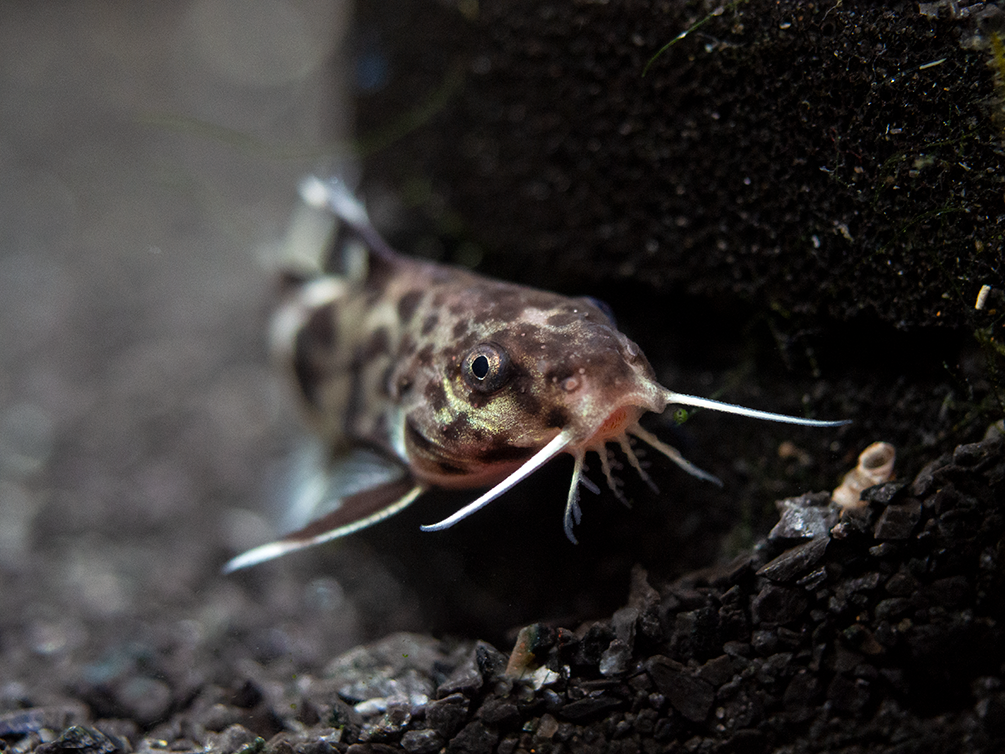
[420,431,572,532]
[663,391,851,427]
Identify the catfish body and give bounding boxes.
[287,251,653,489]
[224,178,847,572]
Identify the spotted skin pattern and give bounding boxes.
[223,178,848,572]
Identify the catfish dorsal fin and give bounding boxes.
[299,176,400,263]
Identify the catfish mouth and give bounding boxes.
[586,405,637,445]
[418,397,722,543]
[403,417,546,489]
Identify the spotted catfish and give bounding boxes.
[223,177,848,572]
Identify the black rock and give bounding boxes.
[599,638,633,677]
[861,482,905,506]
[884,571,919,597]
[874,501,922,540]
[645,656,714,723]
[447,721,497,754]
[795,567,828,590]
[826,674,872,716]
[400,729,444,754]
[0,706,89,737]
[346,744,400,754]
[953,442,987,467]
[756,538,829,583]
[874,598,911,621]
[358,706,411,743]
[927,576,970,608]
[697,655,735,688]
[911,456,951,498]
[424,694,469,738]
[437,657,483,698]
[572,623,615,668]
[476,698,518,725]
[750,630,779,656]
[768,494,836,541]
[782,670,821,719]
[751,585,808,626]
[35,727,127,754]
[473,642,507,684]
[718,728,767,754]
[559,695,624,721]
[667,607,720,660]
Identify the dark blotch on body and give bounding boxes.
[397,290,424,324]
[421,313,439,336]
[293,305,337,406]
[360,327,390,363]
[415,343,435,367]
[424,380,449,412]
[546,407,571,428]
[398,334,417,358]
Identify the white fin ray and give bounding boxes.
[617,435,659,493]
[223,484,424,573]
[628,424,723,487]
[579,472,601,495]
[283,444,408,531]
[299,176,400,261]
[421,431,572,532]
[663,390,851,427]
[300,175,369,227]
[563,450,588,543]
[596,445,627,504]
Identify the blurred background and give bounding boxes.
[0,0,405,708]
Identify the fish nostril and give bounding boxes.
[561,376,581,392]
[622,340,642,363]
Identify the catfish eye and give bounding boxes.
[462,342,511,393]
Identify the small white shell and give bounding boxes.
[832,441,896,509]
[975,284,991,310]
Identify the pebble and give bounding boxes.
[756,537,829,582]
[768,493,835,541]
[645,657,714,723]
[423,694,469,738]
[399,728,442,754]
[558,694,623,721]
[873,500,922,539]
[447,720,497,754]
[751,585,808,626]
[599,638,632,677]
[35,727,128,754]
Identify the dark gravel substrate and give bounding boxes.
[5,424,1002,753]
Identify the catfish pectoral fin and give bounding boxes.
[223,480,425,573]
